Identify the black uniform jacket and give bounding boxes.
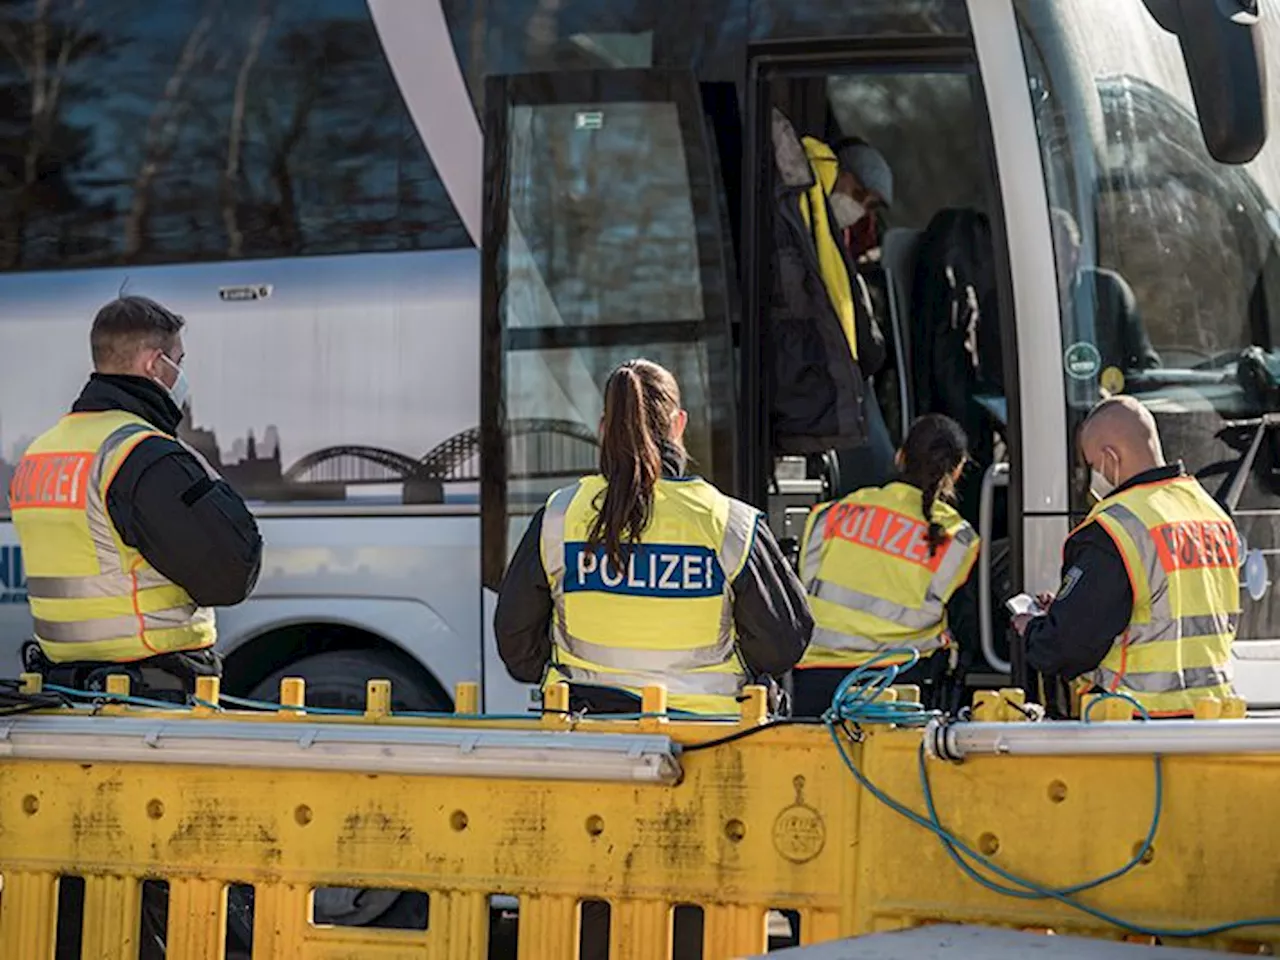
[494,455,814,713]
[71,374,263,609]
[1024,463,1188,680]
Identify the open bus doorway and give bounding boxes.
[751,53,1021,691]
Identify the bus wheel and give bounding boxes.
[245,648,450,714]
[244,648,450,929]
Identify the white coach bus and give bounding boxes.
[1,0,1278,722]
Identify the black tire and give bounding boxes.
[245,648,448,930]
[245,648,449,713]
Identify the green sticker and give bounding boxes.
[1064,342,1102,380]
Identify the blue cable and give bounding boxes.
[32,683,746,723]
[43,683,195,712]
[824,657,1280,938]
[823,649,935,728]
[914,692,1160,901]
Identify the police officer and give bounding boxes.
[495,358,812,718]
[1013,396,1241,717]
[8,296,262,700]
[793,414,980,716]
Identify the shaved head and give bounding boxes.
[1079,396,1164,490]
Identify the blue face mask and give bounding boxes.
[154,353,191,410]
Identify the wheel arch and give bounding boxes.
[220,618,453,710]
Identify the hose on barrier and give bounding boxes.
[823,650,1280,939]
[2,680,751,724]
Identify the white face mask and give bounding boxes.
[1090,450,1117,501]
[154,353,191,411]
[829,192,866,231]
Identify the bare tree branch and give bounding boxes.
[45,0,89,134]
[0,22,29,77]
[223,0,273,258]
[123,8,215,259]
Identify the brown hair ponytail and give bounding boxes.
[588,359,684,571]
[899,414,969,558]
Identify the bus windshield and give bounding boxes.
[1016,0,1280,638]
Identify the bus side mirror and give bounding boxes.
[1142,0,1268,164]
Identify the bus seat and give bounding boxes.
[880,226,924,431]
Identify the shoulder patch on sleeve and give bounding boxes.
[1057,565,1085,602]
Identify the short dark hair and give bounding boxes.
[90,296,185,371]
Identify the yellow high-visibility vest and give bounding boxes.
[1081,475,1240,717]
[8,410,216,664]
[799,136,857,361]
[539,475,759,715]
[799,482,979,668]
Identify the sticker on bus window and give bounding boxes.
[1099,365,1125,395]
[575,111,604,131]
[1063,342,1101,380]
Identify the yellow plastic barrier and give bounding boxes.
[0,676,1276,958]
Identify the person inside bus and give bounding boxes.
[793,414,981,717]
[768,108,880,470]
[1051,208,1161,373]
[494,358,813,718]
[824,136,898,493]
[830,136,893,267]
[1013,396,1240,718]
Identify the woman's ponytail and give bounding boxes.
[899,414,969,558]
[588,360,683,572]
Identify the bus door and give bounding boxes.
[742,12,1059,687]
[479,69,740,593]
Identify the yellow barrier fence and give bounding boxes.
[0,677,1277,958]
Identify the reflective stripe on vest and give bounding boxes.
[540,477,757,713]
[1083,478,1241,716]
[799,482,979,666]
[9,411,217,663]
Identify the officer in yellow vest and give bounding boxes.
[495,359,812,717]
[8,296,262,700]
[1014,396,1241,717]
[794,414,980,716]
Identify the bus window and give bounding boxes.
[440,0,749,113]
[480,70,737,587]
[439,0,969,119]
[1015,0,1280,669]
[0,0,478,515]
[750,0,969,42]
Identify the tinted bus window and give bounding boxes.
[441,0,967,120]
[441,0,748,113]
[0,0,469,272]
[1016,0,1280,645]
[0,1,478,514]
[749,0,968,41]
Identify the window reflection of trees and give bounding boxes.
[1096,77,1274,362]
[440,0,749,114]
[0,0,470,271]
[503,100,716,475]
[506,103,702,329]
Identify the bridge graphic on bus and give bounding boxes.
[181,418,600,504]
